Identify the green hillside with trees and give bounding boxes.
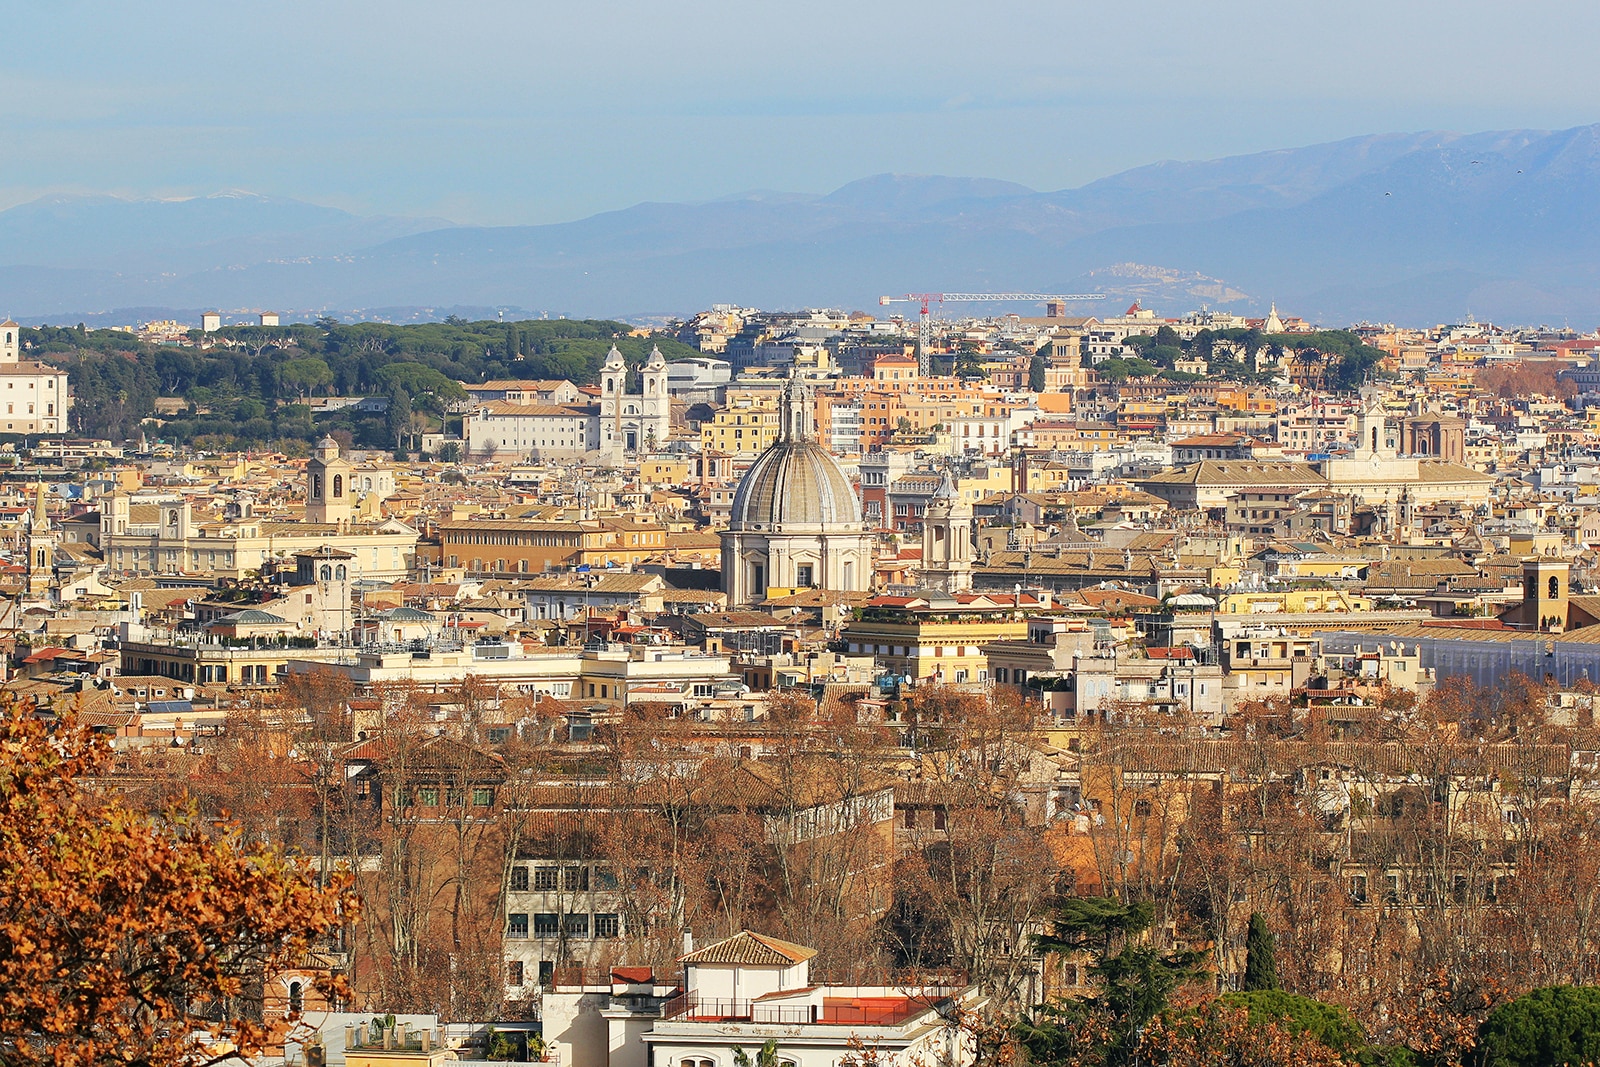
[1121,326,1388,388]
[26,317,695,454]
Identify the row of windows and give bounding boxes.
[1347,873,1505,905]
[486,441,585,448]
[483,418,585,427]
[449,532,578,547]
[508,865,622,892]
[850,642,983,658]
[449,557,541,572]
[401,786,495,807]
[197,664,271,684]
[116,547,236,565]
[506,912,622,939]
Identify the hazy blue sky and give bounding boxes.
[4,0,1597,224]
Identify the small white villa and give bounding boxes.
[541,931,981,1067]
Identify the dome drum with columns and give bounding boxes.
[721,377,872,608]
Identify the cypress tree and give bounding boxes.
[1242,912,1279,991]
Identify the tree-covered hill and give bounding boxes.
[1121,325,1387,388]
[27,318,697,451]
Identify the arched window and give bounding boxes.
[336,565,347,580]
[1550,575,1561,600]
[311,474,323,499]
[607,378,616,392]
[320,565,333,581]
[332,474,343,498]
[288,980,303,1014]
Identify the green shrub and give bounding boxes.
[1477,986,1600,1067]
[1221,989,1363,1056]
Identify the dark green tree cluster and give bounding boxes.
[1117,324,1387,389]
[1476,986,1600,1067]
[1093,356,1158,383]
[1016,897,1203,1067]
[1015,907,1433,1067]
[26,318,696,449]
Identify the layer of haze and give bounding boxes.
[5,0,1598,225]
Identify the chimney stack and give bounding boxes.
[682,927,695,957]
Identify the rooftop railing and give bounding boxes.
[659,991,954,1027]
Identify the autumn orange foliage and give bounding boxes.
[1139,1000,1347,1067]
[0,695,356,1066]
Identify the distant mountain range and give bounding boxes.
[6,125,1600,327]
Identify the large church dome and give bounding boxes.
[727,376,862,530]
[719,375,871,607]
[730,437,861,529]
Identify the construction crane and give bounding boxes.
[879,292,1105,373]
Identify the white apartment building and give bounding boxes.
[826,400,862,454]
[284,639,738,702]
[667,357,732,393]
[465,402,600,460]
[949,414,1011,456]
[0,321,71,435]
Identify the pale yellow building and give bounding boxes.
[701,392,781,455]
[638,456,692,486]
[1219,589,1373,615]
[101,497,418,581]
[841,608,1026,684]
[101,447,419,582]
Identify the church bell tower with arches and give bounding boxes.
[306,436,354,527]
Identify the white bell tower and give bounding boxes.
[1355,387,1392,458]
[919,469,973,594]
[643,345,668,399]
[0,319,19,364]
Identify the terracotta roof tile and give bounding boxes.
[679,930,817,966]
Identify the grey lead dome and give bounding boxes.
[726,374,863,531]
[728,436,862,530]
